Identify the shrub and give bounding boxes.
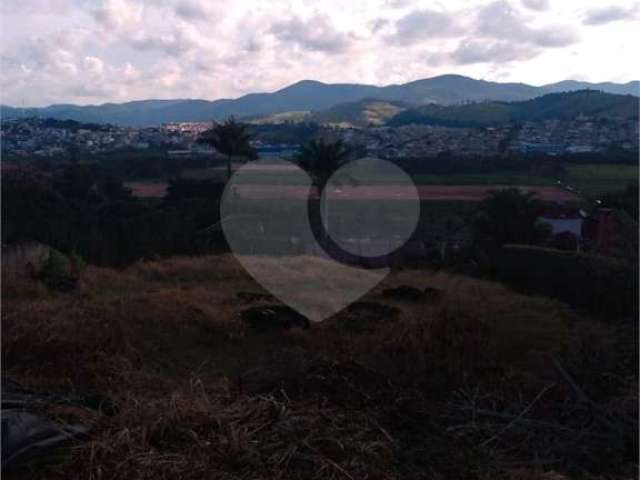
[40,249,70,279]
[69,250,87,275]
[39,249,78,292]
[494,245,638,318]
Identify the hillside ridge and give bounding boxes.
[2,75,638,126]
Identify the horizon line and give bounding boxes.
[2,74,638,110]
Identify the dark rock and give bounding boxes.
[382,285,424,301]
[337,301,400,331]
[241,305,310,333]
[236,291,276,303]
[423,287,443,301]
[1,379,117,470]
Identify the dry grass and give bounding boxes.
[2,254,637,479]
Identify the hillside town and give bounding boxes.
[2,115,638,160]
[332,117,639,158]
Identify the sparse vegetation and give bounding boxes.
[2,254,637,479]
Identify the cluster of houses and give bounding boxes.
[509,117,638,155]
[538,205,635,257]
[1,119,212,157]
[328,117,639,158]
[3,113,638,160]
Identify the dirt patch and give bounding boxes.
[232,184,579,202]
[126,181,168,198]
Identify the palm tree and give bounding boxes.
[198,118,256,180]
[295,138,352,190]
[295,138,352,241]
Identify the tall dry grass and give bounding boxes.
[2,254,636,479]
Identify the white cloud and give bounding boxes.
[0,0,636,106]
[451,40,540,64]
[92,0,143,33]
[129,21,208,56]
[0,0,72,15]
[270,14,357,53]
[84,56,105,76]
[476,0,579,47]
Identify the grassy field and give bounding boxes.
[410,172,553,186]
[2,254,637,479]
[221,165,636,192]
[564,164,638,196]
[178,166,559,187]
[125,163,638,204]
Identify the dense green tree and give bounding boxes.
[2,164,228,266]
[474,188,550,247]
[600,183,638,221]
[198,118,256,180]
[59,165,95,200]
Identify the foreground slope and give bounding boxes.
[2,254,637,479]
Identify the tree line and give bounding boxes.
[3,117,637,268]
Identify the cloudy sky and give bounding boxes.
[1,0,638,106]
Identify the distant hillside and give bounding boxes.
[387,90,639,127]
[310,98,408,127]
[1,117,109,131]
[245,111,311,125]
[543,80,639,96]
[2,75,638,126]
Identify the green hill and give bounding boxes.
[387,90,639,127]
[310,98,408,127]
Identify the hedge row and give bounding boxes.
[494,245,638,318]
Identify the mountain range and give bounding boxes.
[2,74,638,126]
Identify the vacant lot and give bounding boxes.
[125,180,168,198]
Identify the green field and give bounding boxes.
[181,166,559,186]
[564,164,638,196]
[409,173,555,186]
[133,163,638,200]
